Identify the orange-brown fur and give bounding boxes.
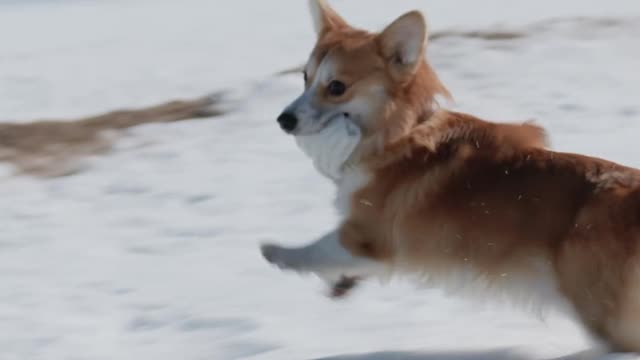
[343,109,640,351]
[297,1,640,352]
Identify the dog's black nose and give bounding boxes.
[277,112,298,133]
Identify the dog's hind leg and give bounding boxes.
[261,228,389,297]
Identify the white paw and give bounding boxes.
[260,243,307,273]
[260,243,359,298]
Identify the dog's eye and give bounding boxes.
[327,80,346,97]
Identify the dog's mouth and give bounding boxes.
[295,112,352,137]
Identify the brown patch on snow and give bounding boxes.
[0,93,224,178]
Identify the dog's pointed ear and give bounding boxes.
[378,11,428,81]
[309,0,349,36]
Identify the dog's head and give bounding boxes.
[277,0,450,141]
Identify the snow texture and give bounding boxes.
[1,0,640,359]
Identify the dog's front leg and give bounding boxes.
[261,228,387,298]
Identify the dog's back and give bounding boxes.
[345,110,640,351]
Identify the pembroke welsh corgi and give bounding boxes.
[262,0,640,354]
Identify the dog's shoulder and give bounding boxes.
[418,109,548,153]
[368,109,548,169]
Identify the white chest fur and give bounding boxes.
[294,117,369,216]
[334,167,371,215]
[295,116,361,182]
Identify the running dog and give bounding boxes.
[261,0,640,353]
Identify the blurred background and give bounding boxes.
[0,0,639,359]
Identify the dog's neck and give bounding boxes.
[356,101,438,166]
[295,117,362,182]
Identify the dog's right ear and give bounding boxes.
[378,11,428,82]
[309,0,349,36]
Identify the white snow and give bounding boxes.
[1,0,640,359]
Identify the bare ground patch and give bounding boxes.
[0,93,224,177]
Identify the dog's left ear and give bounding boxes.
[378,11,428,82]
[309,0,350,36]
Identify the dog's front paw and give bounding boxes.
[260,243,282,265]
[260,243,306,273]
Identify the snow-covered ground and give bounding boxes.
[1,1,640,359]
